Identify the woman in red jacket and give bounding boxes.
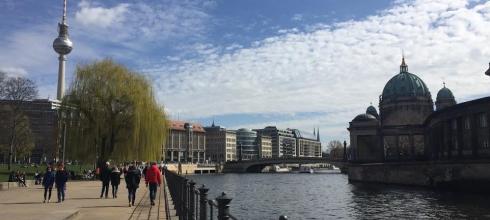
[144,162,161,206]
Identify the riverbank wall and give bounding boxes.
[348,160,490,192]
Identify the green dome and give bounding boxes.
[366,105,379,118]
[436,86,454,101]
[381,61,431,100]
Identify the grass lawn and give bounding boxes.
[0,164,94,182]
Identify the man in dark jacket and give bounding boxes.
[145,162,162,206]
[110,167,121,198]
[55,164,69,203]
[125,165,141,207]
[43,167,55,203]
[100,162,111,198]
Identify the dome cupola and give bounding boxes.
[381,57,431,101]
[366,103,379,119]
[352,113,377,122]
[435,82,456,111]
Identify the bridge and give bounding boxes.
[222,157,347,173]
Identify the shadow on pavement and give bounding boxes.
[0,202,44,205]
[80,205,129,208]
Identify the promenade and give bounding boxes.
[0,179,172,220]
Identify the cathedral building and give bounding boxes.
[348,58,490,163]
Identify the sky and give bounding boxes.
[1,0,489,148]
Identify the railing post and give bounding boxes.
[198,185,209,220]
[182,178,189,220]
[188,180,196,220]
[208,200,214,220]
[216,192,232,220]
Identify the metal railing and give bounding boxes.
[164,168,288,220]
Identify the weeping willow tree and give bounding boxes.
[62,59,168,165]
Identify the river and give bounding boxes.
[188,172,490,220]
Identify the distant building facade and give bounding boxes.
[0,99,60,164]
[255,126,297,158]
[204,123,236,162]
[236,128,259,160]
[292,129,322,157]
[165,120,206,163]
[257,135,272,158]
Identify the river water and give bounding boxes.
[188,172,490,220]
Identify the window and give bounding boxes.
[483,139,489,149]
[480,114,488,128]
[452,120,458,130]
[464,117,471,130]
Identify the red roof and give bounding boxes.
[169,120,205,133]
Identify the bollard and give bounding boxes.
[279,215,288,220]
[188,180,196,220]
[182,178,189,220]
[216,192,232,220]
[198,185,209,220]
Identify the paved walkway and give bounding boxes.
[0,178,171,220]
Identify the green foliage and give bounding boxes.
[62,59,168,163]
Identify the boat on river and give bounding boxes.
[299,166,314,173]
[270,165,290,173]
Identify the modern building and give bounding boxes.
[165,120,206,163]
[236,128,259,160]
[257,135,272,158]
[0,99,60,163]
[204,122,236,162]
[348,58,490,163]
[292,129,322,157]
[255,126,297,158]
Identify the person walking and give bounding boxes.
[42,167,55,203]
[145,162,161,206]
[100,162,111,199]
[55,164,69,203]
[110,166,121,198]
[125,165,141,207]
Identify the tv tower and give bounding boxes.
[53,0,73,100]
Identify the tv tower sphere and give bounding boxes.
[53,0,72,55]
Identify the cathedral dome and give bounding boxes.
[366,104,379,118]
[381,57,431,101]
[352,113,377,122]
[436,86,454,101]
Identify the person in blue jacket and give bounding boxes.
[55,164,69,203]
[42,166,55,203]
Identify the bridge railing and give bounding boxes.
[164,168,287,220]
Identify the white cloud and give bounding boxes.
[147,0,490,141]
[75,1,129,28]
[292,14,303,21]
[0,67,27,77]
[74,0,213,45]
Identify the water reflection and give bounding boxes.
[188,173,490,220]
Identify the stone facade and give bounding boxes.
[425,97,490,160]
[257,135,272,158]
[165,120,206,163]
[255,126,297,158]
[204,124,236,162]
[292,129,322,157]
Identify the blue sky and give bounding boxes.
[1,0,490,148]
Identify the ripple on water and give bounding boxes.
[189,173,490,220]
